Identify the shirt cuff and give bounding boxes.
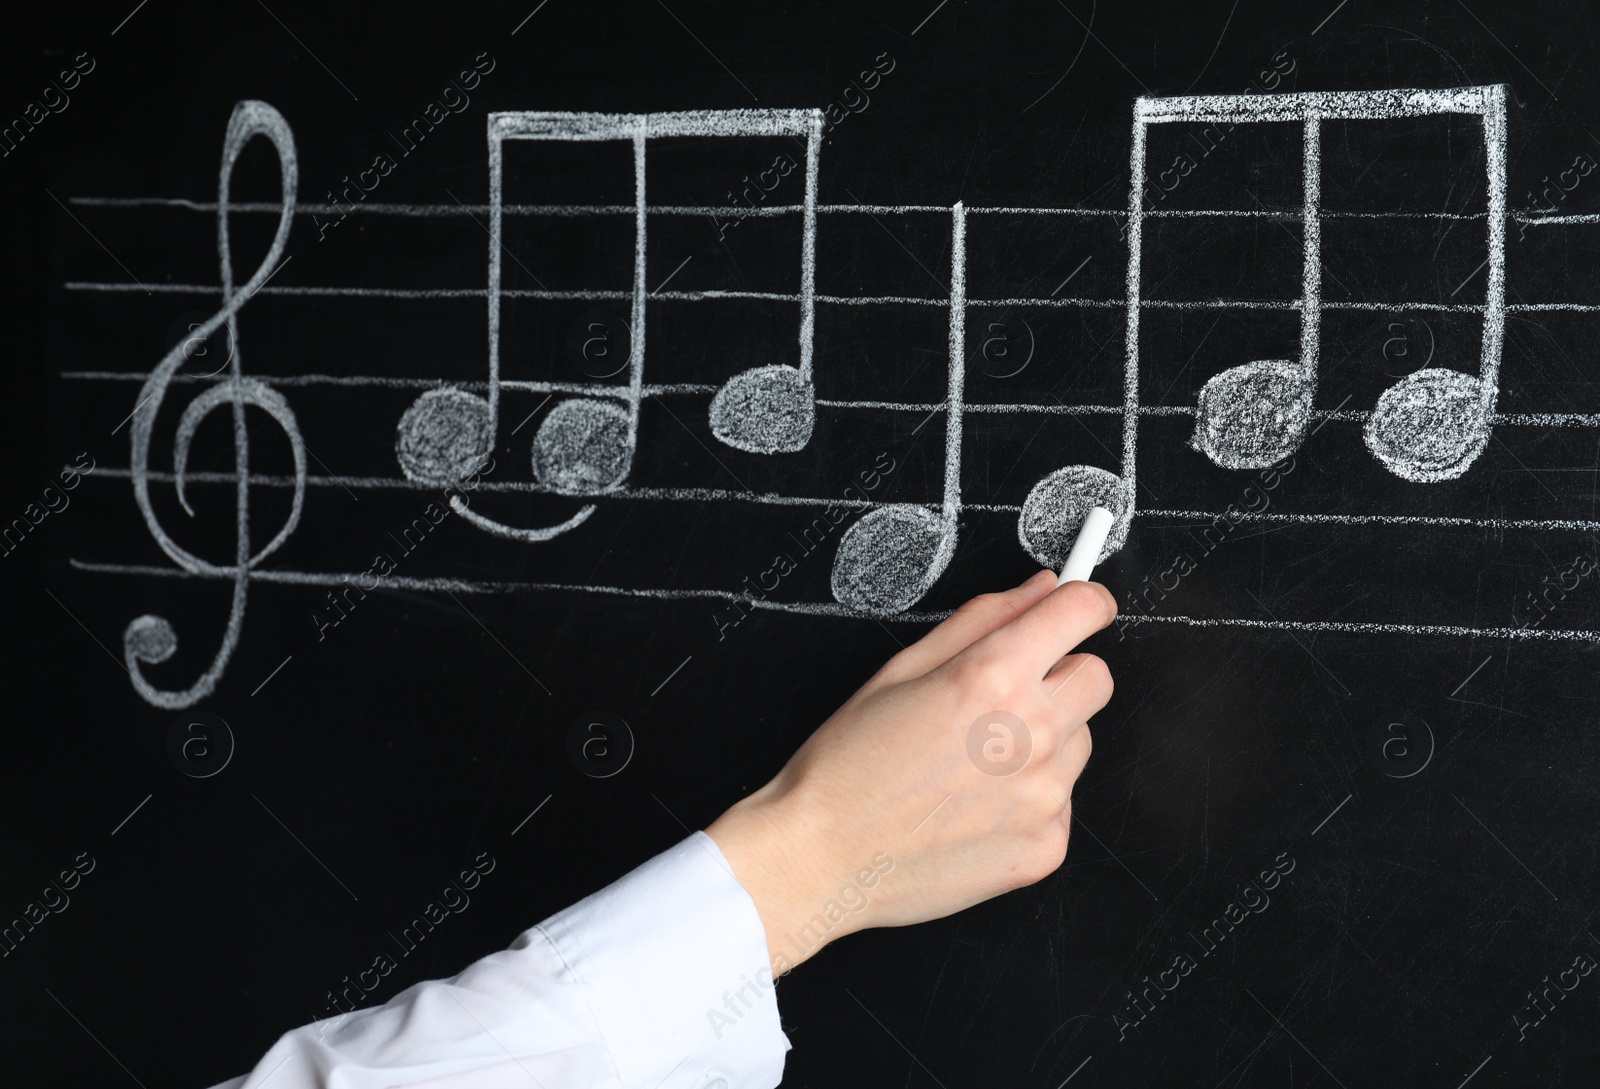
[535,830,792,1089]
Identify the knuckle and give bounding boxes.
[1057,579,1114,623]
[1051,653,1113,707]
[950,652,1018,699]
[956,591,1006,621]
[1098,581,1119,621]
[1076,653,1114,704]
[1024,776,1062,817]
[1059,720,1092,758]
[954,592,992,616]
[1062,726,1093,778]
[1025,824,1070,882]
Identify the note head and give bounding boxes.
[1018,465,1129,569]
[831,505,956,615]
[531,397,634,495]
[1364,367,1491,482]
[1191,359,1315,470]
[710,365,816,454]
[397,388,493,488]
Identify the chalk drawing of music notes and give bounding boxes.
[392,113,618,542]
[487,112,641,504]
[830,203,967,614]
[700,110,824,455]
[830,201,1130,614]
[66,83,1600,713]
[124,100,307,709]
[393,109,826,543]
[1137,86,1507,482]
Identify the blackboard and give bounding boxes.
[6,1,1600,1085]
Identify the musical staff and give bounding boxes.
[56,85,1600,708]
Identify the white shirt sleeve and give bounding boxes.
[207,831,791,1089]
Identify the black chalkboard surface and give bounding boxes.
[6,1,1600,1085]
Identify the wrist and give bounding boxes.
[706,783,847,975]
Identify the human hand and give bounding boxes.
[705,570,1116,973]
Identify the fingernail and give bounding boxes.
[1021,568,1055,588]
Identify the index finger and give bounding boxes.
[968,579,1118,677]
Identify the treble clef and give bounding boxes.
[123,100,306,709]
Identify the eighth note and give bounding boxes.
[1189,100,1322,471]
[706,109,822,455]
[830,204,967,614]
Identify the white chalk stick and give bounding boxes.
[1057,506,1115,586]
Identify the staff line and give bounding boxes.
[65,467,1600,531]
[66,558,1600,641]
[63,194,1588,223]
[63,280,1598,313]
